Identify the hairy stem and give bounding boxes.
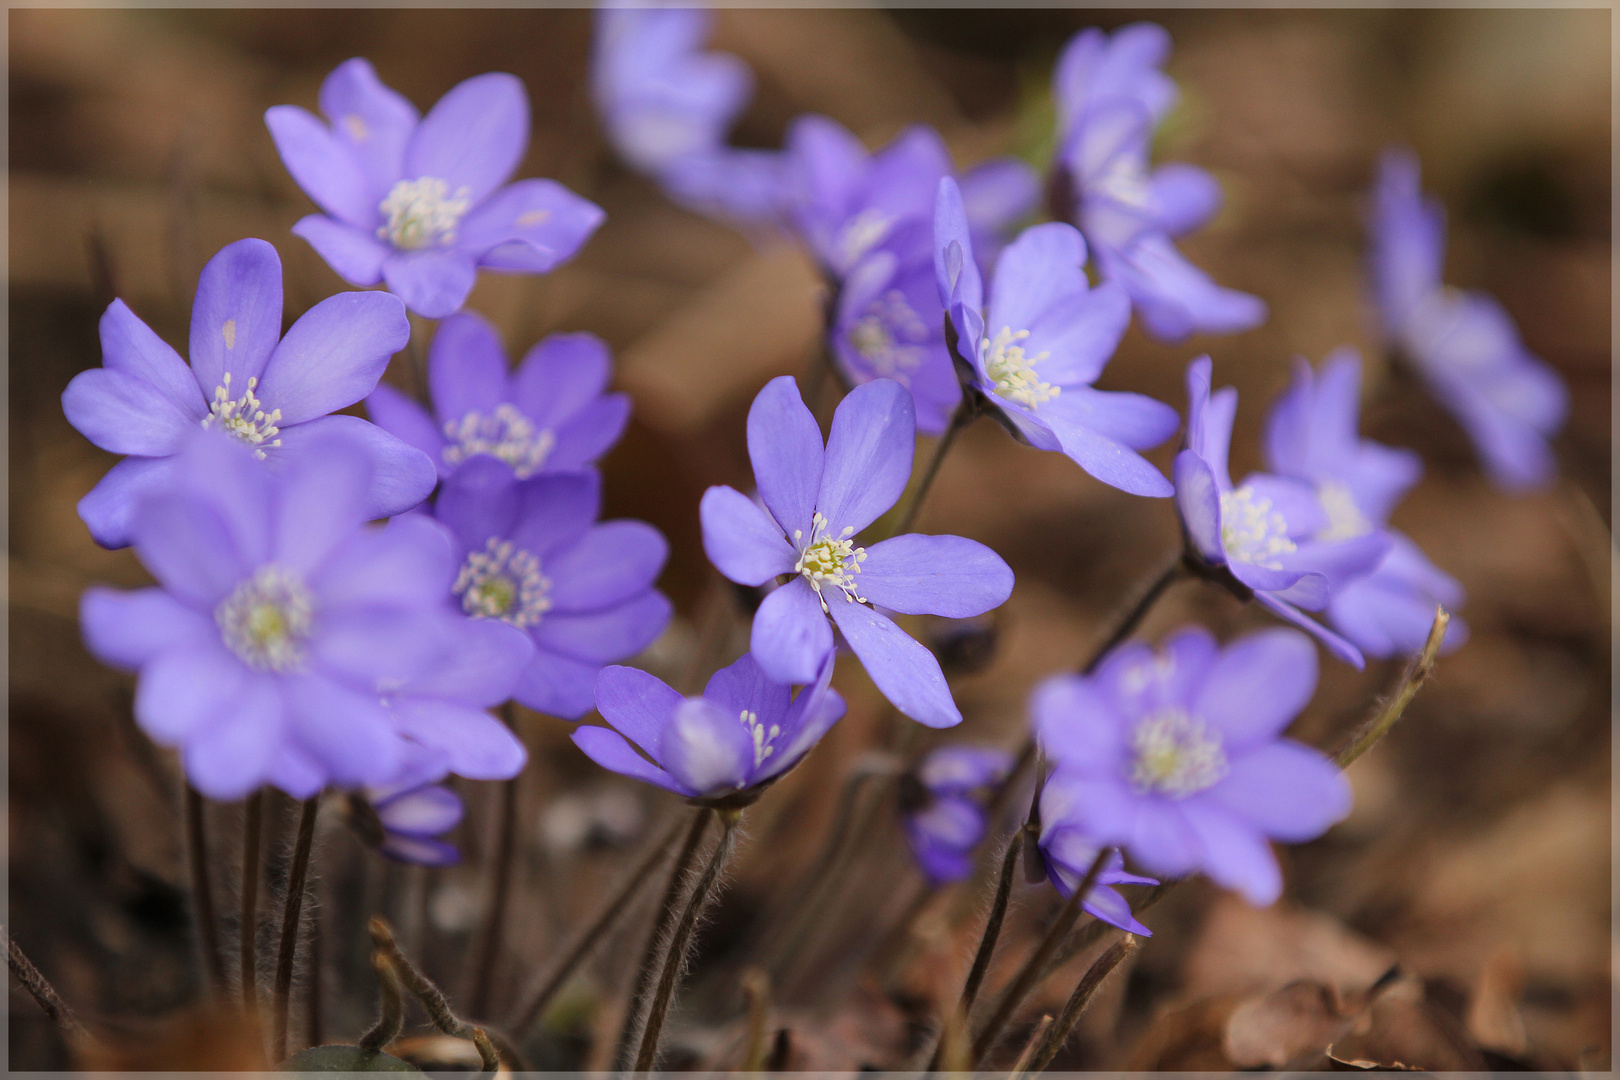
[239,790,263,1010]
[360,950,405,1052]
[893,397,976,536]
[614,807,714,1068]
[634,811,742,1072]
[970,847,1109,1067]
[184,784,227,998]
[271,794,319,1063]
[1007,1013,1054,1080]
[1026,933,1138,1072]
[508,813,688,1038]
[1081,554,1185,674]
[468,732,521,1018]
[369,916,527,1069]
[4,928,82,1035]
[928,833,1021,1071]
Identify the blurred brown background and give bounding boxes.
[8,7,1610,1071]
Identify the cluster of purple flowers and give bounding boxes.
[67,14,1559,931]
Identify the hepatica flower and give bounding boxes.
[700,377,1013,728]
[900,745,1013,885]
[591,5,785,225]
[79,433,490,801]
[353,745,468,867]
[1370,149,1567,491]
[1050,23,1265,342]
[267,59,605,318]
[61,238,430,549]
[1035,627,1352,906]
[367,311,630,481]
[1175,356,1389,668]
[1265,348,1467,658]
[935,176,1181,498]
[1034,818,1157,936]
[432,457,671,720]
[575,652,845,804]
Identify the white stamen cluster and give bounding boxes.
[1219,485,1297,570]
[1128,708,1228,798]
[442,404,556,479]
[216,565,314,671]
[982,326,1059,409]
[837,208,894,269]
[739,708,781,768]
[203,373,282,458]
[793,512,867,612]
[378,177,471,250]
[848,289,927,382]
[1315,480,1371,542]
[454,537,552,628]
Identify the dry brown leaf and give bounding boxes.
[1467,944,1529,1055]
[1223,980,1354,1068]
[1182,893,1399,1000]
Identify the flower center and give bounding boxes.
[442,404,556,479]
[454,537,552,628]
[216,565,314,671]
[202,373,282,458]
[739,708,781,768]
[378,177,471,250]
[1219,485,1297,570]
[848,289,927,382]
[1128,708,1228,798]
[982,326,1059,409]
[1316,480,1371,542]
[793,512,867,612]
[837,208,893,269]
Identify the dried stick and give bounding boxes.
[633,811,742,1072]
[4,928,82,1035]
[508,813,689,1038]
[271,794,320,1063]
[1026,933,1138,1071]
[184,784,227,997]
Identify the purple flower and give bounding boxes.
[432,457,672,720]
[1035,826,1158,937]
[1370,149,1567,490]
[901,745,1013,885]
[1174,356,1389,669]
[935,176,1181,497]
[61,238,431,550]
[267,59,604,318]
[591,5,786,225]
[367,312,630,482]
[1264,348,1467,658]
[78,432,495,801]
[576,652,845,803]
[700,376,1014,728]
[1051,23,1265,342]
[1034,626,1352,906]
[358,746,466,867]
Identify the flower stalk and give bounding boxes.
[892,395,977,536]
[468,703,523,1019]
[271,794,320,1063]
[184,784,227,998]
[239,790,263,1010]
[1025,932,1138,1071]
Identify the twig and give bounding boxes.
[969,848,1109,1067]
[271,794,320,1063]
[240,790,263,1010]
[184,785,227,998]
[508,813,689,1038]
[614,807,713,1068]
[1026,933,1138,1071]
[4,928,83,1035]
[634,810,743,1072]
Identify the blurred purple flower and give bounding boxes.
[267,59,604,318]
[432,458,671,720]
[1034,824,1158,936]
[358,746,466,867]
[367,312,630,481]
[591,5,787,225]
[574,652,845,803]
[700,376,1013,728]
[901,745,1013,885]
[935,176,1181,497]
[1051,23,1265,342]
[1370,148,1567,490]
[79,432,485,801]
[61,238,431,550]
[1264,348,1467,657]
[1035,626,1351,906]
[1174,356,1388,668]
